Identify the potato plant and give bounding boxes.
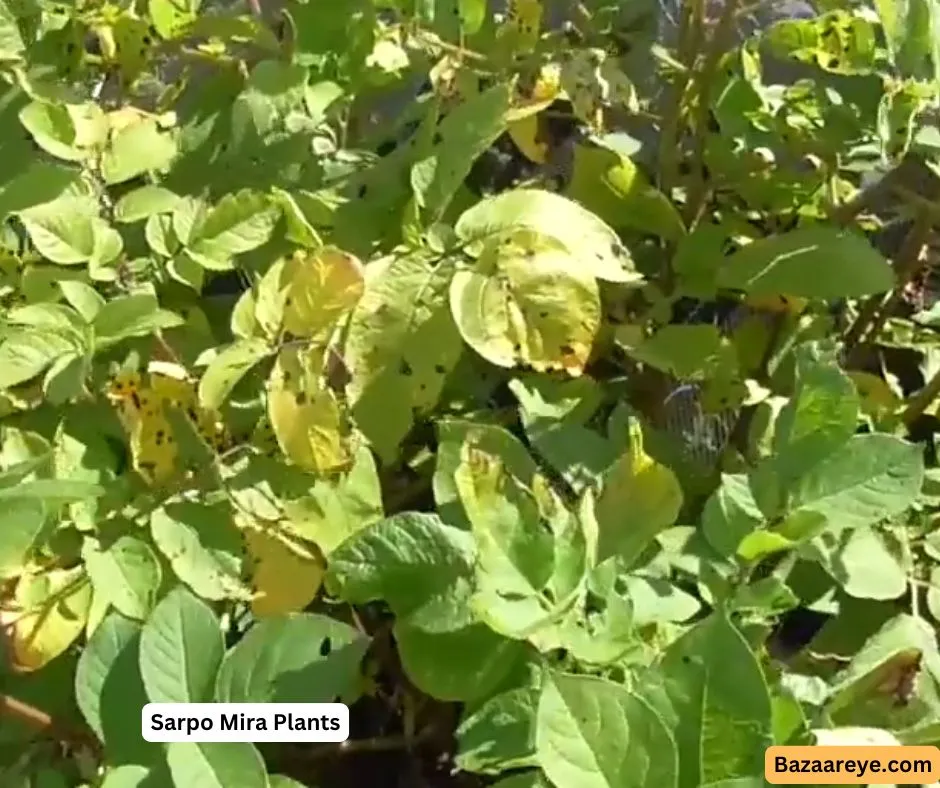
[1,0,940,786]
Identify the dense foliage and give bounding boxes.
[3,0,940,786]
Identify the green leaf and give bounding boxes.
[0,329,79,389]
[536,671,678,788]
[0,498,45,579]
[59,280,105,321]
[776,433,923,539]
[83,536,162,620]
[411,82,513,222]
[139,586,224,704]
[19,101,84,161]
[510,376,618,493]
[214,613,368,703]
[184,190,279,270]
[149,0,200,39]
[99,765,151,788]
[19,197,120,265]
[750,348,860,517]
[434,418,541,529]
[458,0,485,33]
[326,511,475,616]
[165,741,267,788]
[457,439,594,643]
[74,612,155,764]
[394,580,527,701]
[114,186,182,223]
[657,610,772,788]
[456,682,540,774]
[92,294,184,348]
[0,0,24,60]
[149,502,249,602]
[813,525,908,601]
[455,188,641,284]
[101,119,178,185]
[565,139,685,242]
[701,474,764,558]
[198,339,272,411]
[717,227,894,298]
[346,253,463,462]
[873,0,933,75]
[622,324,733,380]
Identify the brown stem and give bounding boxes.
[293,723,438,763]
[843,212,932,358]
[683,0,740,227]
[902,366,940,425]
[657,0,704,193]
[0,694,100,753]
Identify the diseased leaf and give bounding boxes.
[346,253,463,461]
[450,230,601,375]
[455,189,641,285]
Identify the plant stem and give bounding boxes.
[683,0,739,227]
[901,363,940,425]
[657,0,704,193]
[842,211,931,357]
[0,694,99,753]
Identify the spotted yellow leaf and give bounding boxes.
[743,293,809,314]
[255,247,364,342]
[239,520,325,617]
[2,568,91,672]
[106,363,231,485]
[449,229,601,376]
[267,349,351,474]
[503,0,542,51]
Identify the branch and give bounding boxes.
[842,211,931,359]
[682,0,740,227]
[0,694,100,754]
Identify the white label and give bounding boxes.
[141,703,350,742]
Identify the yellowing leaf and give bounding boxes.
[255,247,364,342]
[508,113,548,163]
[240,521,325,617]
[450,230,600,375]
[743,293,809,314]
[558,50,637,131]
[594,421,683,563]
[502,0,542,51]
[267,349,350,474]
[106,364,231,485]
[2,568,91,671]
[344,253,463,462]
[849,371,901,418]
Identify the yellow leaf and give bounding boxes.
[449,229,601,376]
[594,421,683,563]
[257,247,364,342]
[503,0,542,51]
[267,349,350,474]
[2,569,91,672]
[105,364,231,485]
[849,371,901,417]
[743,293,809,314]
[508,114,548,164]
[240,521,325,617]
